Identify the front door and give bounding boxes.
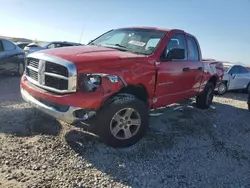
[153,33,193,108]
[228,65,250,90]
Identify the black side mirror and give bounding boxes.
[166,48,185,61]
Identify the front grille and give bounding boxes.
[27,69,38,81]
[25,54,77,93]
[45,76,68,90]
[28,58,39,69]
[45,61,68,77]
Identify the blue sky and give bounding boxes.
[0,0,249,65]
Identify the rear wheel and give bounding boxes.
[95,94,149,148]
[196,82,215,109]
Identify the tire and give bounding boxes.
[217,82,227,95]
[196,82,215,110]
[15,62,25,76]
[95,94,149,148]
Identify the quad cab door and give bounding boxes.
[153,32,203,109]
[228,65,250,90]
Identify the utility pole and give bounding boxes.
[79,24,84,43]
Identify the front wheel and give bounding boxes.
[217,82,227,95]
[95,94,149,148]
[196,82,215,110]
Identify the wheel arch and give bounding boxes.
[101,84,150,107]
[208,75,218,87]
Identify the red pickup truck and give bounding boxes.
[20,27,224,147]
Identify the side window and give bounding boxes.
[229,66,240,74]
[47,43,56,49]
[0,41,4,52]
[2,40,16,51]
[61,43,73,47]
[238,66,248,74]
[187,36,199,61]
[55,43,63,48]
[163,34,187,61]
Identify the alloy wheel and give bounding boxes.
[110,108,141,140]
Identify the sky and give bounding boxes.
[0,0,250,65]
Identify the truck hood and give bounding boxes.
[39,45,146,65]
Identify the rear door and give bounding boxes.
[154,32,192,108]
[237,66,250,89]
[186,35,204,97]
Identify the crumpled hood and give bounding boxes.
[39,45,145,65]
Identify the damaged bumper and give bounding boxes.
[21,86,87,124]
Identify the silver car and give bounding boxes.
[216,64,250,95]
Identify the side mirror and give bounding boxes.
[166,48,185,61]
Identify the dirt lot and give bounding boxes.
[0,75,250,188]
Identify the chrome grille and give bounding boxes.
[28,58,39,69]
[27,69,38,81]
[25,53,77,94]
[45,61,68,77]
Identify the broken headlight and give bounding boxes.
[78,74,102,92]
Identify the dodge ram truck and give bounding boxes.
[20,27,224,147]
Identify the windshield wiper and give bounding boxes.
[105,43,140,54]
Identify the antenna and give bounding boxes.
[79,24,84,43]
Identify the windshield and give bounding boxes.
[37,42,50,47]
[224,65,232,72]
[89,28,167,55]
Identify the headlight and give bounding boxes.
[78,74,102,92]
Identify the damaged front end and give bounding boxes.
[72,73,126,129]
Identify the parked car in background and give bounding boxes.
[0,38,25,76]
[216,64,250,95]
[24,41,83,55]
[15,41,30,49]
[21,26,224,147]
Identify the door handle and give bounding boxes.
[182,67,190,72]
[198,67,203,71]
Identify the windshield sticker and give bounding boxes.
[128,40,146,47]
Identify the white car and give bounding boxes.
[216,64,250,95]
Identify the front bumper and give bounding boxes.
[21,86,81,124]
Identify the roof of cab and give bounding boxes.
[116,26,185,32]
[116,26,173,32]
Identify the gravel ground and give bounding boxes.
[0,75,250,188]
